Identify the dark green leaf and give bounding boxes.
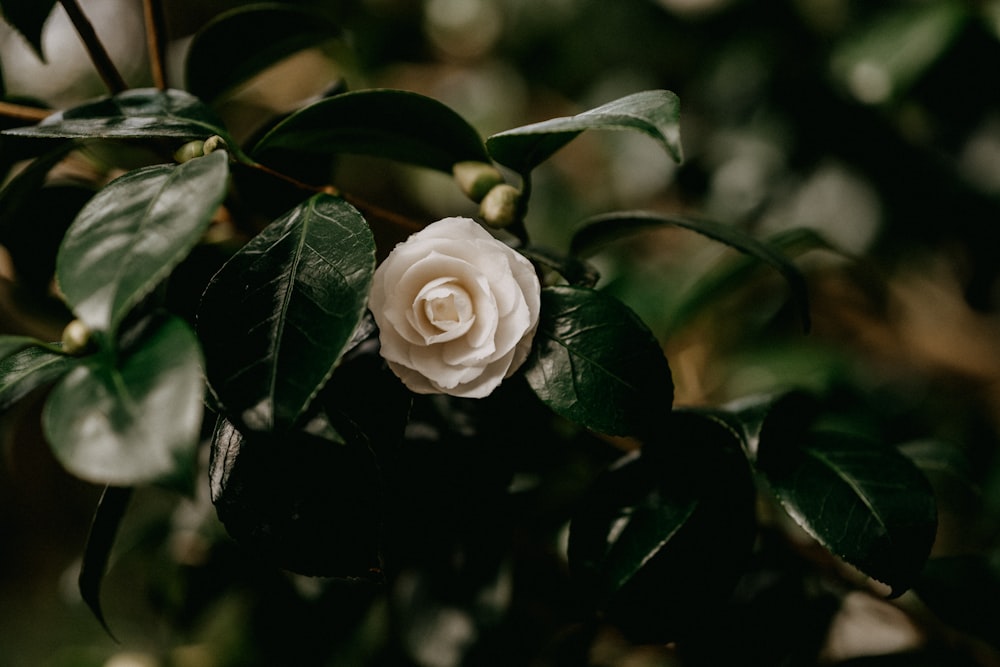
[568,411,756,642]
[572,211,812,332]
[56,150,229,333]
[486,90,681,175]
[756,414,937,596]
[523,286,673,437]
[198,194,375,432]
[209,416,383,577]
[185,3,341,103]
[518,245,600,288]
[251,89,489,174]
[0,343,77,410]
[0,334,42,360]
[0,141,77,234]
[2,88,233,144]
[79,485,132,639]
[0,0,57,60]
[899,439,980,514]
[1,183,93,292]
[42,315,205,489]
[669,227,833,335]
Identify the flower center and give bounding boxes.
[422,283,473,332]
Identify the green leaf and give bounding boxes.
[251,89,489,174]
[2,88,233,144]
[486,90,682,175]
[0,334,42,360]
[756,411,937,596]
[198,194,375,432]
[831,1,968,105]
[523,285,673,437]
[79,485,132,639]
[42,314,205,489]
[185,3,341,103]
[0,0,57,60]
[0,141,77,235]
[0,343,77,410]
[209,416,383,577]
[518,245,600,288]
[568,411,756,642]
[571,211,812,332]
[56,150,230,333]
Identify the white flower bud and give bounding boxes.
[479,183,522,229]
[202,135,227,154]
[453,161,505,202]
[174,140,205,163]
[61,319,92,355]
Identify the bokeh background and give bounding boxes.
[3,0,1000,665]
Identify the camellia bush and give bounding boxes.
[1,1,996,666]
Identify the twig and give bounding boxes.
[241,160,425,235]
[142,0,168,89]
[58,0,128,94]
[0,101,53,123]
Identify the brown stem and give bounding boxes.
[241,161,427,248]
[58,0,128,94]
[341,192,425,235]
[244,160,331,196]
[0,101,53,123]
[142,0,168,89]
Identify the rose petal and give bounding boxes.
[408,345,485,389]
[369,216,542,399]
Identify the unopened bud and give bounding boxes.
[453,161,505,203]
[61,319,93,355]
[203,135,227,154]
[479,184,521,229]
[174,140,204,163]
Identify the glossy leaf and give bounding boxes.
[2,88,233,143]
[756,420,937,596]
[572,211,812,332]
[209,416,383,577]
[569,411,756,642]
[42,315,205,488]
[198,194,375,432]
[0,343,77,410]
[251,89,489,174]
[523,285,673,437]
[79,485,132,639]
[518,245,600,288]
[671,227,833,336]
[185,3,341,103]
[0,0,57,60]
[486,90,681,175]
[0,141,77,234]
[0,334,42,360]
[56,150,229,333]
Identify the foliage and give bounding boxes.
[1,1,997,666]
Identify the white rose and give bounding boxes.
[369,217,541,398]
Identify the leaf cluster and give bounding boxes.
[0,2,963,664]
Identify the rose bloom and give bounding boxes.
[369,217,541,398]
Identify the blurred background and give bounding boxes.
[3,0,1000,665]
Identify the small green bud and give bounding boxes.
[479,183,522,229]
[203,135,227,154]
[61,319,93,355]
[453,161,505,203]
[174,140,205,163]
